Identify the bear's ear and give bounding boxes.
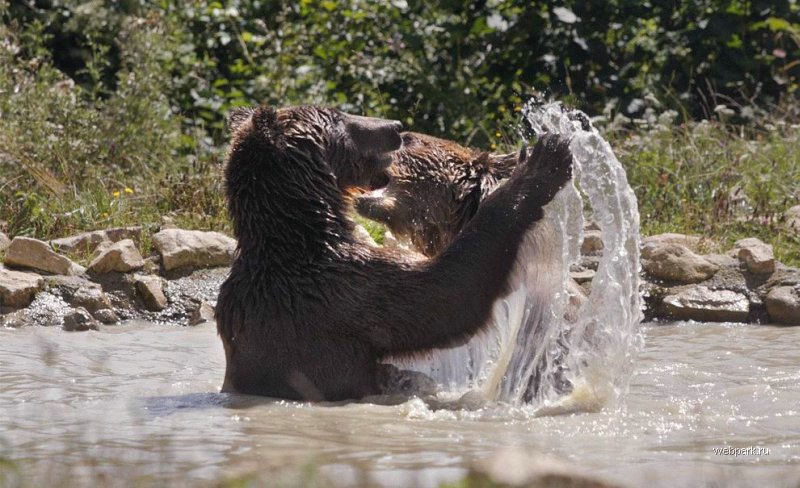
[227,107,256,133]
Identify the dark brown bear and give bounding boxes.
[355,132,518,257]
[216,105,572,401]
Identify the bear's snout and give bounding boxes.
[344,114,403,155]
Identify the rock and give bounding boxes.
[50,226,142,254]
[353,224,378,247]
[469,449,622,488]
[0,265,44,308]
[135,275,168,311]
[70,286,113,313]
[1,310,29,328]
[570,269,595,284]
[765,286,800,325]
[581,230,604,255]
[565,278,588,323]
[0,232,9,253]
[733,238,775,275]
[152,229,236,272]
[93,308,119,324]
[189,301,216,325]
[160,215,178,230]
[87,239,144,274]
[661,286,750,322]
[43,275,114,312]
[641,243,719,283]
[62,307,99,331]
[702,253,738,269]
[784,205,800,232]
[642,233,703,252]
[5,237,84,275]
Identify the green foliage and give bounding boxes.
[0,0,797,267]
[611,120,800,266]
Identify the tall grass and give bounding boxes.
[0,17,228,240]
[608,118,800,266]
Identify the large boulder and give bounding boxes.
[50,226,142,254]
[641,242,718,283]
[152,229,236,272]
[87,239,144,274]
[5,237,84,275]
[0,265,44,308]
[661,285,749,322]
[732,237,775,275]
[765,286,800,325]
[135,275,168,311]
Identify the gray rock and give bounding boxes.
[733,238,775,275]
[765,286,800,325]
[581,230,604,255]
[93,308,119,324]
[642,233,703,252]
[160,215,178,230]
[135,275,168,311]
[642,243,719,283]
[87,239,144,274]
[189,301,216,326]
[70,286,114,313]
[702,253,739,269]
[43,275,114,313]
[152,229,236,272]
[50,226,142,254]
[661,286,749,322]
[565,278,588,323]
[785,205,800,232]
[0,265,44,308]
[469,449,622,488]
[0,232,9,253]
[5,236,85,275]
[62,307,99,331]
[1,310,29,328]
[569,269,595,284]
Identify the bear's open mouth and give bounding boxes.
[367,169,391,192]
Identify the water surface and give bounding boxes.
[1,321,799,487]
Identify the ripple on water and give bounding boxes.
[2,321,800,486]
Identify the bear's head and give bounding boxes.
[224,105,403,252]
[355,132,518,256]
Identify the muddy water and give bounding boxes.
[1,322,799,487]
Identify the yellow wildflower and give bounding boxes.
[124,187,134,195]
[112,190,121,198]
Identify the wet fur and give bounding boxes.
[355,132,518,257]
[216,105,572,401]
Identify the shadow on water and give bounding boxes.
[140,392,274,417]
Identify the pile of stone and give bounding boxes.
[1,217,799,330]
[0,227,234,331]
[640,234,800,325]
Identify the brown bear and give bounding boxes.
[215,105,573,401]
[355,132,519,257]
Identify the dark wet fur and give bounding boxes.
[216,105,572,401]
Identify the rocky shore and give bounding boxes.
[1,217,799,330]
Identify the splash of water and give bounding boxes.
[396,101,644,413]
